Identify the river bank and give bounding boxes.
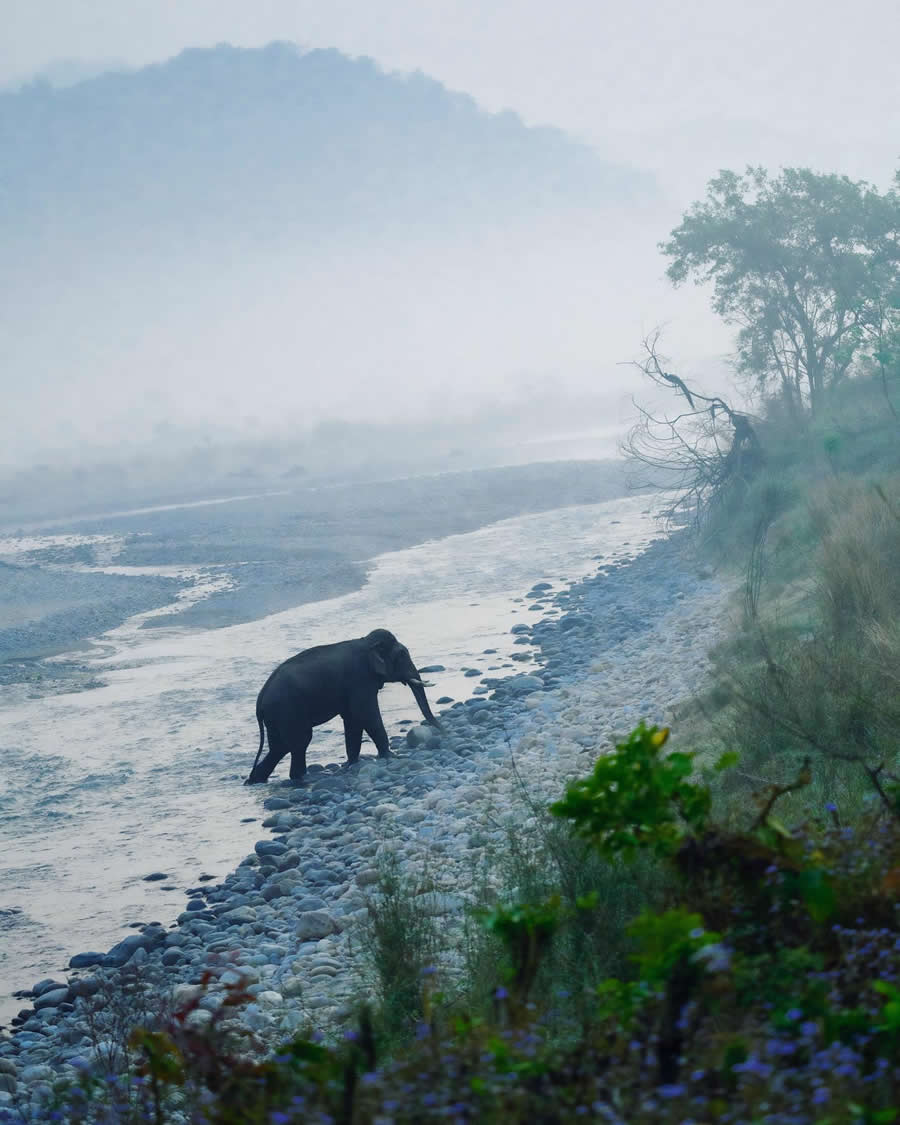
[0,487,654,1027]
[0,529,737,1115]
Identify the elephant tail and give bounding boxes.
[245,703,267,784]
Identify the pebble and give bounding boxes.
[67,951,106,969]
[32,989,69,1012]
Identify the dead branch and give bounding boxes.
[621,331,763,527]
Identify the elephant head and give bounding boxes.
[364,629,441,728]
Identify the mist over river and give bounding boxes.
[0,461,661,1028]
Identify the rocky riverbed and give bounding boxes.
[0,532,736,1115]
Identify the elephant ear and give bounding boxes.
[366,634,390,678]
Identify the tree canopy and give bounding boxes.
[661,167,900,416]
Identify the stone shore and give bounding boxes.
[0,532,736,1114]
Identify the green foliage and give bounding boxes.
[461,812,665,1031]
[661,166,900,415]
[625,908,719,986]
[478,896,565,1005]
[550,722,711,858]
[593,976,652,1032]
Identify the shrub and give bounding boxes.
[360,853,441,1048]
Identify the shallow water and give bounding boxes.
[0,493,659,1026]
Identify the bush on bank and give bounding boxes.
[9,724,899,1125]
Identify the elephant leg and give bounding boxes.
[248,727,291,783]
[289,727,312,780]
[363,712,391,758]
[343,719,363,764]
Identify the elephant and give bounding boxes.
[245,628,441,784]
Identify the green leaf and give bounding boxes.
[550,723,711,858]
[796,868,836,923]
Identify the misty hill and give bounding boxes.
[0,42,654,249]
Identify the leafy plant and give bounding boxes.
[478,896,564,1006]
[550,723,712,858]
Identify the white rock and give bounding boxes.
[256,991,283,1008]
[295,911,337,941]
[172,983,204,1007]
[415,891,466,916]
[20,1064,55,1084]
[396,809,428,825]
[304,995,334,1010]
[184,1009,213,1030]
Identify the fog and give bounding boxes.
[0,210,727,469]
[0,41,735,497]
[1,6,896,505]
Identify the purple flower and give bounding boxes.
[785,1007,802,1021]
[825,802,837,812]
[494,986,508,1000]
[812,1087,830,1104]
[732,1057,773,1078]
[658,1084,686,1098]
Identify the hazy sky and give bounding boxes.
[5,0,900,191]
[2,1,899,474]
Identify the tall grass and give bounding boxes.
[472,817,663,1019]
[701,473,900,823]
[360,854,441,1048]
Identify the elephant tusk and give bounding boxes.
[407,678,424,686]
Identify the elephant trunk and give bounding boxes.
[407,673,442,729]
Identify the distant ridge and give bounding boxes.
[0,42,655,247]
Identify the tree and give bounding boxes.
[661,167,900,417]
